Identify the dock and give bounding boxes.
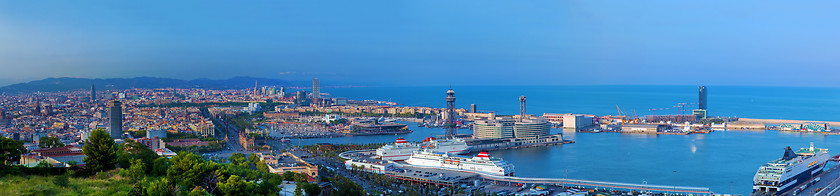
[738,118,840,127]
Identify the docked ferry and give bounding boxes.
[376,138,420,161]
[752,143,830,194]
[376,137,470,161]
[422,137,470,155]
[404,150,515,176]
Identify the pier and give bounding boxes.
[339,150,714,195]
[737,118,840,127]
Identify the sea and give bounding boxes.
[296,85,840,194]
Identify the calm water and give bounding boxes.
[299,85,840,194]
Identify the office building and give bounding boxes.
[296,91,307,105]
[109,100,123,139]
[513,118,551,138]
[473,118,515,139]
[312,78,320,99]
[146,129,167,139]
[90,84,96,103]
[698,86,707,110]
[470,104,477,113]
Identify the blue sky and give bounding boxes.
[1,1,839,87]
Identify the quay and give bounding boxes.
[339,150,714,195]
[737,118,840,127]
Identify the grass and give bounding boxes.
[0,170,136,196]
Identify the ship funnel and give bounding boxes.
[783,146,798,160]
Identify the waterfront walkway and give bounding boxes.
[339,150,714,195]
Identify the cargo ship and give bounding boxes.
[752,143,830,194]
[404,150,514,176]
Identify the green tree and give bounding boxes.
[151,157,170,177]
[36,160,53,168]
[147,177,174,196]
[120,159,146,180]
[218,175,248,196]
[188,186,210,196]
[38,136,65,148]
[301,182,322,196]
[118,138,159,172]
[82,128,117,173]
[0,136,26,165]
[228,153,246,165]
[129,182,146,196]
[167,152,222,192]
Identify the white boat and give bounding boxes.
[752,143,830,194]
[422,137,470,155]
[405,150,514,176]
[375,138,419,161]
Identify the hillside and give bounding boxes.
[0,76,310,94]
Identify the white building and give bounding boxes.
[563,114,593,129]
[243,102,262,113]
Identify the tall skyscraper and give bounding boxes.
[296,91,307,105]
[312,78,320,99]
[698,86,708,110]
[109,100,123,139]
[470,104,477,113]
[279,87,286,97]
[91,84,96,103]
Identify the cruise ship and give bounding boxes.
[376,137,470,161]
[422,137,470,155]
[752,143,830,194]
[376,138,419,161]
[405,150,515,176]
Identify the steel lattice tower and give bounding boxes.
[519,95,526,120]
[445,88,456,138]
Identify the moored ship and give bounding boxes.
[404,150,514,176]
[752,143,829,194]
[375,138,419,161]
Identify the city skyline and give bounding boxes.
[1,1,839,87]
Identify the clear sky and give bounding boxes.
[1,1,839,87]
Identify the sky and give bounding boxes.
[1,1,839,87]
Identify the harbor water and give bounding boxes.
[298,85,840,194]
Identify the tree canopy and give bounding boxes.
[82,128,117,173]
[38,136,65,149]
[0,136,26,165]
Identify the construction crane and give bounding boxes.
[674,103,698,122]
[648,107,671,122]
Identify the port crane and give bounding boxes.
[615,105,640,124]
[648,107,671,121]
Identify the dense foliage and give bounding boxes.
[38,136,66,148]
[82,128,117,173]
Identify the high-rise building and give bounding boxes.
[91,84,96,103]
[694,86,708,119]
[312,78,320,99]
[296,91,307,105]
[698,86,707,110]
[109,100,123,139]
[279,87,286,97]
[470,104,477,113]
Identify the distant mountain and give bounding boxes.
[0,76,310,94]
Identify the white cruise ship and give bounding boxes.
[376,138,420,161]
[753,143,830,194]
[422,137,470,155]
[376,137,471,161]
[405,150,515,176]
